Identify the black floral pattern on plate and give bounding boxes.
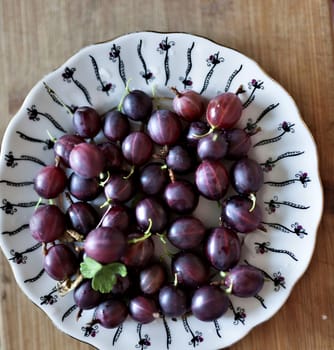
[200,51,224,94]
[89,55,115,95]
[62,67,93,105]
[109,44,127,86]
[179,41,195,89]
[157,37,175,86]
[137,39,155,84]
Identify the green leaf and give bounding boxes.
[91,262,128,293]
[80,256,102,278]
[92,272,116,293]
[107,262,127,277]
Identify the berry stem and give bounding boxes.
[34,197,43,210]
[168,168,175,183]
[42,242,48,255]
[117,79,132,111]
[128,231,152,244]
[218,271,233,293]
[123,165,135,180]
[156,96,174,102]
[156,232,167,244]
[128,218,153,244]
[170,86,181,97]
[100,197,112,209]
[99,171,110,187]
[224,280,233,294]
[249,126,262,136]
[248,193,257,212]
[151,83,157,98]
[173,272,178,286]
[96,204,112,229]
[235,85,245,95]
[144,218,153,235]
[54,155,61,167]
[192,127,214,139]
[64,229,84,242]
[57,273,84,296]
[46,129,57,143]
[64,191,74,205]
[220,271,227,278]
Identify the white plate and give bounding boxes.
[0,32,323,350]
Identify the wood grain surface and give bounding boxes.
[0,0,333,349]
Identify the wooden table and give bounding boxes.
[0,0,333,349]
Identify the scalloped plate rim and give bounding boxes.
[0,31,324,350]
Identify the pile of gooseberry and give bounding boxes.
[29,84,265,329]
